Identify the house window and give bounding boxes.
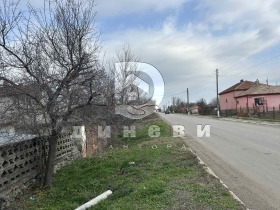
[254,97,264,105]
[237,100,239,105]
[226,99,228,103]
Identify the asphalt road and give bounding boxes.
[160,113,280,210]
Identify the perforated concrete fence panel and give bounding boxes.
[0,135,80,208]
[0,138,41,207]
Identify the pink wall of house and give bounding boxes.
[219,90,244,110]
[236,94,280,111]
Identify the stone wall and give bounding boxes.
[0,135,80,208]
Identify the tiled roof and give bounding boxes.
[236,84,280,98]
[219,80,256,95]
[0,83,36,97]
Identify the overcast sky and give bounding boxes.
[94,0,280,106]
[23,0,280,107]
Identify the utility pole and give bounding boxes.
[216,69,220,117]
[172,97,175,113]
[187,88,190,115]
[187,88,189,106]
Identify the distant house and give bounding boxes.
[219,79,280,114]
[189,105,200,114]
[179,106,188,113]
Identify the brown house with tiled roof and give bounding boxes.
[219,80,257,111]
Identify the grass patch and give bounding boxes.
[13,113,245,210]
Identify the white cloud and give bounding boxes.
[162,16,176,35]
[19,0,280,103]
[95,0,190,17]
[198,0,280,34]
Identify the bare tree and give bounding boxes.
[210,97,218,107]
[196,98,207,115]
[105,45,153,119]
[0,0,104,186]
[171,97,184,113]
[112,44,141,104]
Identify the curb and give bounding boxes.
[188,148,249,210]
[192,114,280,127]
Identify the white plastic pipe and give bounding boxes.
[75,190,112,210]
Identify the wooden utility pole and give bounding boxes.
[187,88,189,106]
[216,69,220,117]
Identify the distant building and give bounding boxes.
[189,105,200,114]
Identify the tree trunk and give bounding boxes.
[44,131,58,187]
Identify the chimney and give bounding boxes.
[255,79,260,85]
[240,79,244,83]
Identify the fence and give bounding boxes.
[220,109,237,117]
[0,135,80,208]
[220,105,280,120]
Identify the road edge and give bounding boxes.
[190,114,280,127]
[188,148,249,210]
[157,113,250,210]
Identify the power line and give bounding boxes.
[242,53,280,73]
[218,52,280,88]
[161,31,280,104]
[161,90,187,99]
[221,30,280,71]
